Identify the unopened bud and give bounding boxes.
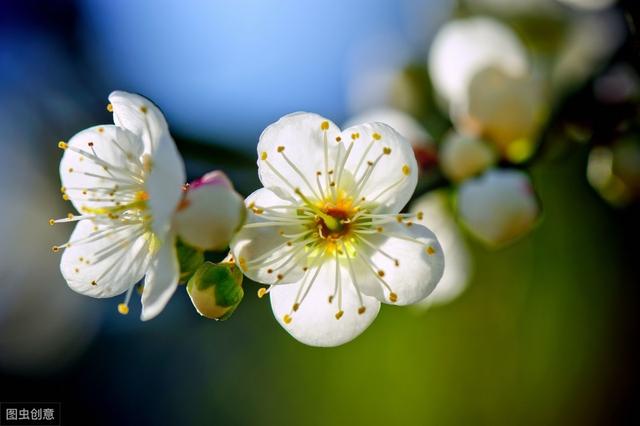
[187,261,244,320]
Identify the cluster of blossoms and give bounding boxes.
[52,92,445,346]
[345,5,628,304]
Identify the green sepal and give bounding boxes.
[176,238,205,283]
[186,261,244,321]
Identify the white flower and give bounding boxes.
[52,91,186,320]
[428,16,528,111]
[175,171,246,251]
[230,113,444,347]
[457,169,540,247]
[439,131,496,182]
[411,190,472,306]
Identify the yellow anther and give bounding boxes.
[106,103,113,112]
[257,288,267,298]
[98,127,104,133]
[377,270,385,277]
[67,213,74,219]
[376,226,384,232]
[417,211,424,220]
[372,132,381,140]
[358,306,366,315]
[140,106,148,113]
[389,292,398,303]
[261,151,268,160]
[62,194,69,201]
[396,215,403,223]
[383,147,391,155]
[51,245,59,253]
[335,310,344,320]
[283,314,292,324]
[426,246,436,255]
[402,164,410,175]
[293,303,300,312]
[48,219,55,226]
[60,186,66,193]
[117,303,129,315]
[276,273,284,281]
[277,146,285,152]
[321,121,329,130]
[351,132,360,140]
[238,257,247,270]
[58,141,68,150]
[335,136,342,142]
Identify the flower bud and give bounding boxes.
[176,171,246,251]
[187,261,244,320]
[458,169,540,247]
[587,138,640,206]
[439,132,496,182]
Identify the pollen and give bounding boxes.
[417,211,424,220]
[48,219,55,226]
[106,103,113,112]
[358,306,366,315]
[283,314,292,324]
[277,146,285,152]
[140,106,148,113]
[372,132,382,140]
[335,310,344,320]
[277,273,284,281]
[58,141,68,150]
[351,132,360,140]
[377,270,385,277]
[51,245,59,253]
[336,136,342,142]
[389,292,398,303]
[396,215,403,223]
[402,164,411,175]
[62,194,69,201]
[257,288,267,298]
[426,246,436,255]
[117,303,129,315]
[293,303,300,312]
[261,151,268,160]
[98,127,104,133]
[321,121,329,130]
[383,147,391,155]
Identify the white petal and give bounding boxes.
[343,107,433,151]
[145,133,186,237]
[60,219,150,298]
[257,112,343,201]
[341,122,418,213]
[108,91,169,154]
[357,222,444,305]
[270,259,380,347]
[60,125,144,213]
[230,188,307,285]
[411,190,472,306]
[175,179,245,250]
[141,233,179,321]
[458,169,540,247]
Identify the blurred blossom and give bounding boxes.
[344,107,437,170]
[176,171,246,251]
[553,10,625,92]
[587,139,640,206]
[439,131,496,182]
[555,0,617,11]
[463,0,561,15]
[428,16,529,112]
[458,169,540,247]
[411,190,472,306]
[463,67,547,163]
[230,113,444,346]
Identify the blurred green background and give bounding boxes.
[0,0,638,425]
